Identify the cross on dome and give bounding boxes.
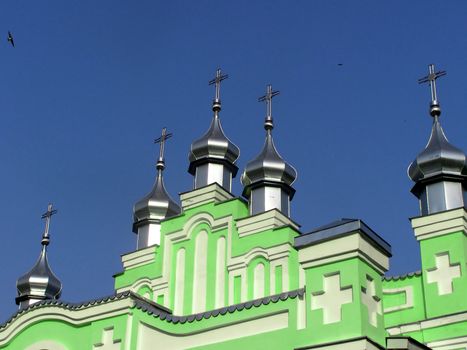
[258,84,279,129]
[311,273,353,324]
[209,68,228,102]
[154,127,173,169]
[40,203,57,247]
[418,64,446,117]
[426,253,461,295]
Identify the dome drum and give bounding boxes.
[410,174,467,216]
[190,157,238,191]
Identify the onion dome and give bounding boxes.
[408,118,467,182]
[241,122,297,190]
[16,204,62,309]
[408,64,467,216]
[188,112,240,171]
[241,85,297,216]
[133,129,181,235]
[188,69,240,191]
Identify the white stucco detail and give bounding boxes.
[180,183,234,210]
[426,253,461,295]
[386,311,467,336]
[236,209,300,237]
[303,338,382,350]
[192,230,208,313]
[26,341,67,350]
[253,263,265,299]
[215,236,226,308]
[382,285,414,313]
[428,335,467,350]
[361,276,381,327]
[0,298,133,346]
[411,207,467,241]
[311,273,353,324]
[298,233,390,274]
[121,246,157,270]
[297,266,307,330]
[93,328,121,350]
[137,311,288,349]
[173,248,185,315]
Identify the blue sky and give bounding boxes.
[1,1,467,316]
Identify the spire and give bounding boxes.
[241,84,297,216]
[133,128,181,249]
[408,65,467,215]
[188,68,240,191]
[16,204,62,309]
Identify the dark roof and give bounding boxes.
[294,218,392,256]
[383,270,421,281]
[1,288,304,328]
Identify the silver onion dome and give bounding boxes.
[188,104,240,174]
[408,118,467,182]
[133,163,181,228]
[133,147,181,234]
[16,204,62,309]
[241,122,297,192]
[241,84,297,216]
[409,64,467,216]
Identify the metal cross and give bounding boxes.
[258,84,280,117]
[418,64,446,103]
[209,68,228,101]
[41,203,57,244]
[154,127,173,162]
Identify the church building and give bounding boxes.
[0,65,466,349]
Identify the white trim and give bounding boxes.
[298,233,389,274]
[236,209,299,237]
[386,311,467,336]
[121,246,157,270]
[137,311,289,349]
[382,286,414,313]
[26,341,68,350]
[428,336,467,350]
[215,236,227,308]
[411,208,467,241]
[192,230,208,313]
[0,299,133,346]
[180,183,234,210]
[173,248,185,315]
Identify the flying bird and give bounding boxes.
[7,31,14,47]
[337,63,343,66]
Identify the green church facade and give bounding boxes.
[1,66,466,349]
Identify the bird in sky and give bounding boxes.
[7,31,15,47]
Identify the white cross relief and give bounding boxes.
[426,253,461,295]
[93,328,121,350]
[361,276,382,327]
[311,273,353,324]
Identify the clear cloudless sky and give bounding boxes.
[1,1,467,316]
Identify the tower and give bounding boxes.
[241,84,297,216]
[407,64,467,320]
[133,128,181,249]
[408,64,467,215]
[188,69,240,192]
[15,204,62,309]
